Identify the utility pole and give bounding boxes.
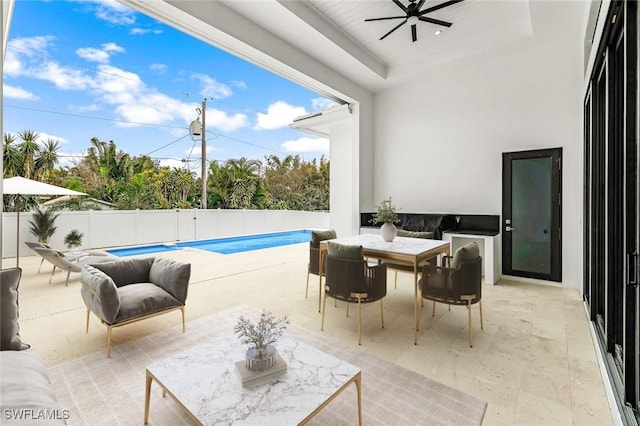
[200,99,207,209]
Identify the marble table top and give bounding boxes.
[322,234,449,257]
[146,334,361,425]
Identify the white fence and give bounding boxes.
[1,209,330,259]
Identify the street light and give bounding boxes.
[190,99,207,209]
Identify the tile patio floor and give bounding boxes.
[3,243,614,425]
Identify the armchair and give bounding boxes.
[321,242,387,345]
[418,242,483,347]
[306,229,336,312]
[80,257,191,357]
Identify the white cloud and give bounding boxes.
[231,80,247,90]
[254,101,307,130]
[282,137,329,154]
[77,43,124,63]
[159,158,189,170]
[192,74,233,99]
[4,36,54,76]
[36,132,69,145]
[130,28,163,36]
[311,97,338,111]
[149,63,167,74]
[205,109,249,132]
[3,84,39,100]
[86,0,136,25]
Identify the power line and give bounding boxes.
[4,104,186,130]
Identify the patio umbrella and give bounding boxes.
[3,176,86,267]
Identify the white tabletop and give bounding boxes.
[323,234,449,257]
[146,334,360,425]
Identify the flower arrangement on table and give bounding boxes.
[234,310,289,372]
[369,197,399,225]
[370,197,400,242]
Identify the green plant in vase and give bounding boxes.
[370,197,400,242]
[234,310,289,371]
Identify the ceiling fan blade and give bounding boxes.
[391,0,409,13]
[418,16,452,27]
[411,24,417,42]
[416,0,426,10]
[419,0,464,16]
[365,16,409,22]
[380,19,408,40]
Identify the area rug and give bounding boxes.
[48,305,486,425]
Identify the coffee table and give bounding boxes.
[144,334,362,425]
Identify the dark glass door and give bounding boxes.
[502,148,562,282]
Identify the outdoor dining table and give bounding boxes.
[319,234,450,344]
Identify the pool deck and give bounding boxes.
[3,243,614,425]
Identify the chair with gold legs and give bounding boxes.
[417,242,483,347]
[321,242,387,345]
[305,229,336,312]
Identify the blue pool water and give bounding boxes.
[107,230,311,257]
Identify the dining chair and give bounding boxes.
[321,242,387,345]
[384,229,435,289]
[418,242,483,347]
[305,229,336,311]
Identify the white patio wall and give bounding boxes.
[1,209,330,259]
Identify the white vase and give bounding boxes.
[380,222,397,242]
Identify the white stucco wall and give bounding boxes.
[373,37,584,288]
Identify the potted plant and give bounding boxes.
[64,229,83,250]
[370,197,400,242]
[234,310,289,371]
[28,206,60,245]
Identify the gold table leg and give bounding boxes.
[144,370,152,424]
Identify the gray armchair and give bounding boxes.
[81,257,191,357]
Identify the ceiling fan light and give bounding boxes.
[434,30,443,35]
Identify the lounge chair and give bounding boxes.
[25,241,112,274]
[32,247,117,286]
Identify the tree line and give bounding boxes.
[3,132,330,212]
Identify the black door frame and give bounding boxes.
[502,148,562,282]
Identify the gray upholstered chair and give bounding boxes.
[306,229,336,311]
[418,242,483,347]
[32,246,117,286]
[321,242,387,345]
[384,229,435,288]
[81,257,191,357]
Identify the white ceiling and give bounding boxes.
[127,0,588,96]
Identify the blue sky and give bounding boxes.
[3,0,334,175]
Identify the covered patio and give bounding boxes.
[3,244,612,425]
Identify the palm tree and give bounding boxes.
[18,130,40,179]
[35,139,60,180]
[28,206,60,244]
[3,133,24,177]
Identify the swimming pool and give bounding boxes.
[106,230,312,257]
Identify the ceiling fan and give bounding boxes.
[365,0,464,43]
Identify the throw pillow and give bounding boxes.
[310,229,337,248]
[451,242,480,268]
[397,230,434,239]
[1,267,25,351]
[327,242,363,260]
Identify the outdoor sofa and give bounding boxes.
[1,267,66,425]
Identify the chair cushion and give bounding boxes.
[81,265,121,324]
[451,242,480,268]
[91,257,154,287]
[397,230,434,239]
[149,258,191,304]
[310,229,337,248]
[0,268,24,351]
[115,283,182,323]
[327,242,363,260]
